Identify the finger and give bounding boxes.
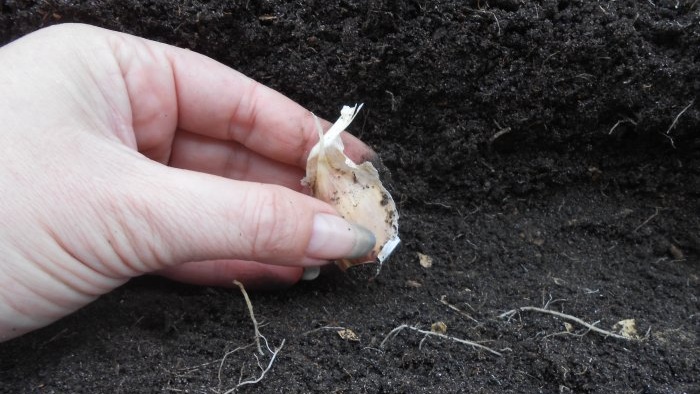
[108,28,376,167]
[155,260,303,290]
[108,163,376,274]
[168,129,306,192]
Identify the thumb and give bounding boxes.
[113,165,376,274]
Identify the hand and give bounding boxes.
[0,23,376,341]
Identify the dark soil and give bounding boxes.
[1,1,699,393]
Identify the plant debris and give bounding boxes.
[337,328,360,342]
[613,319,640,340]
[431,321,447,334]
[418,252,433,268]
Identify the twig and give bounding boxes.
[380,324,502,356]
[234,280,263,355]
[439,295,480,323]
[608,118,637,135]
[633,207,659,233]
[661,132,677,149]
[666,99,695,135]
[498,306,634,341]
[302,326,347,336]
[490,126,512,143]
[385,90,397,112]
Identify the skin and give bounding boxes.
[0,23,375,341]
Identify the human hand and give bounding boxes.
[0,23,376,341]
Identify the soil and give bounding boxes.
[1,1,699,393]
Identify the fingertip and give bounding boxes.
[340,132,378,165]
[306,213,376,261]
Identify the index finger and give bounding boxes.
[157,40,375,167]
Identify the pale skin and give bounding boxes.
[0,23,376,341]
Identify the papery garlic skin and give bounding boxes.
[302,104,400,270]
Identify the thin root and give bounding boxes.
[227,338,286,392]
[234,280,263,355]
[608,118,637,135]
[499,306,637,341]
[215,281,285,393]
[666,99,695,135]
[380,324,502,357]
[302,326,348,336]
[633,207,660,233]
[490,121,512,144]
[439,295,480,324]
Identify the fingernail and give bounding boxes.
[306,213,376,260]
[363,149,380,166]
[300,257,330,266]
[302,267,321,281]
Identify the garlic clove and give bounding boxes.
[302,104,400,271]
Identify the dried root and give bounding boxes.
[215,281,285,393]
[380,324,502,357]
[499,306,644,341]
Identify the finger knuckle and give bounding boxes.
[247,186,302,259]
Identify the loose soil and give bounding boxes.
[1,1,699,393]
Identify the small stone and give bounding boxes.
[669,244,684,260]
[406,280,422,288]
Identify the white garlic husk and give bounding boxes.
[302,104,400,271]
